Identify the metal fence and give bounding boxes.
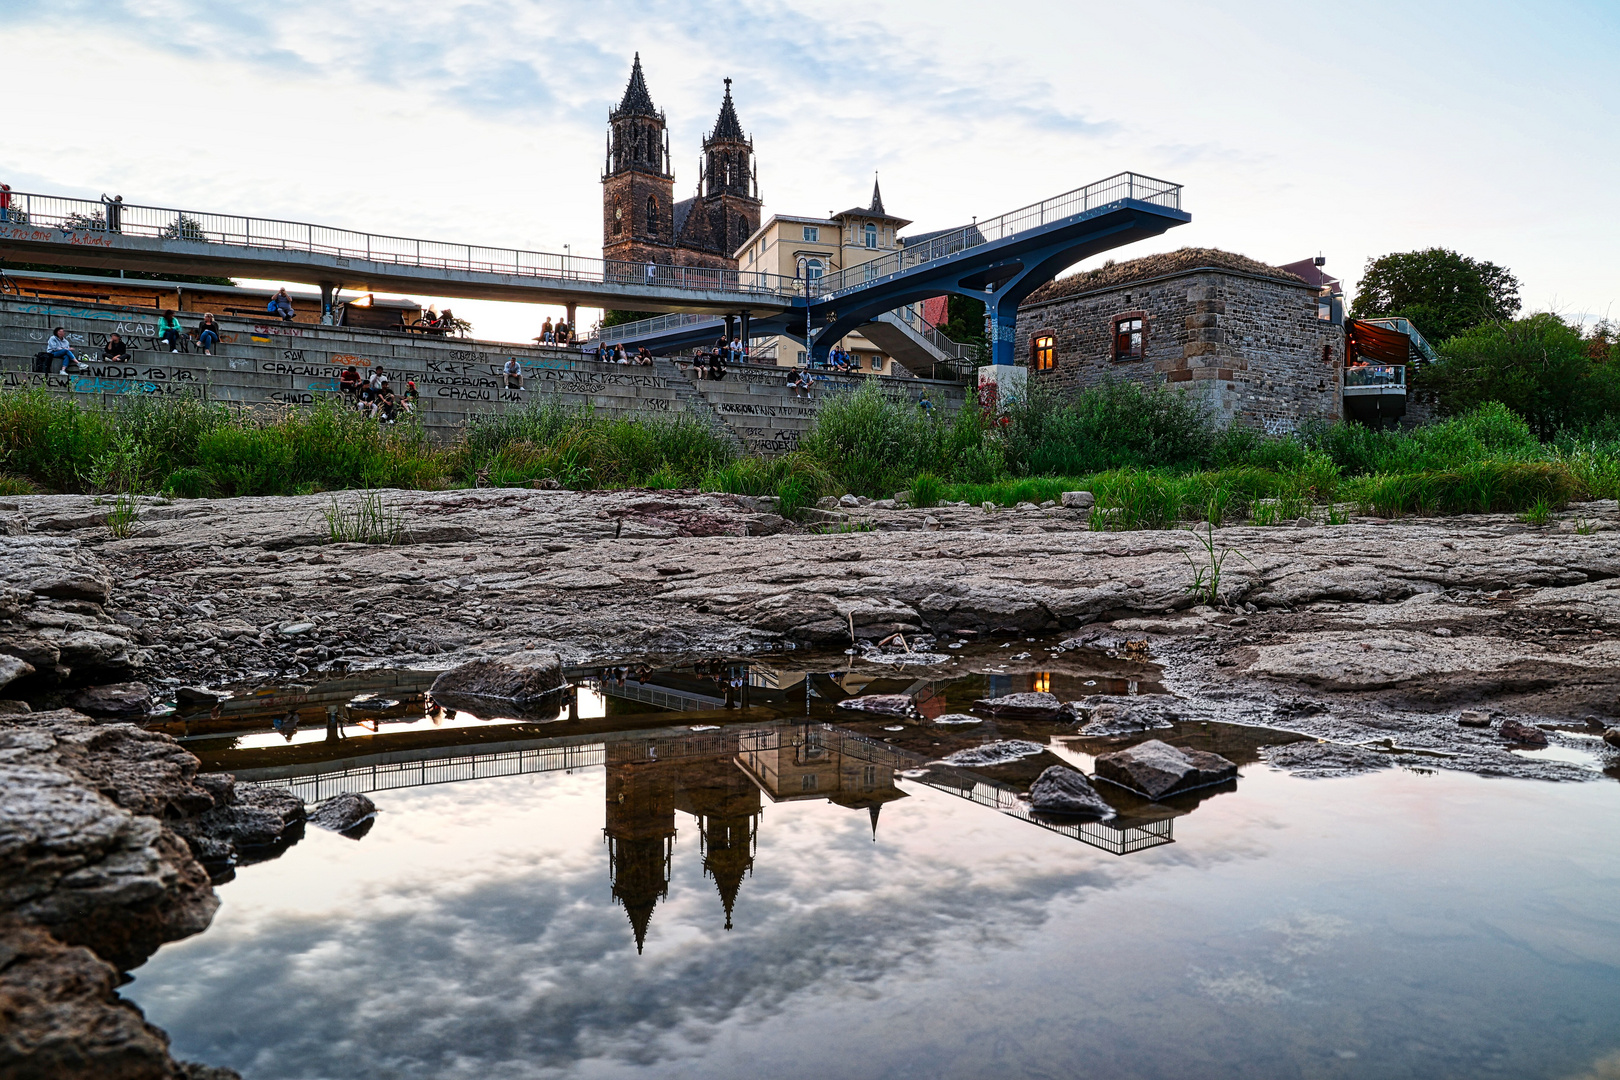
[810,171,1182,298]
[594,310,719,344]
[237,742,607,802]
[1344,364,1406,388]
[1,190,799,299]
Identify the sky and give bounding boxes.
[2,0,1617,344]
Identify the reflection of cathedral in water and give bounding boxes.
[602,723,908,950]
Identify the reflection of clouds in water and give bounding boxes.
[1565,1050,1620,1080]
[138,782,1143,1079]
[1190,967,1292,1006]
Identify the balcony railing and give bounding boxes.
[0,190,799,299]
[1344,364,1406,388]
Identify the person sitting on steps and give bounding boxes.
[402,380,419,413]
[101,334,130,362]
[196,313,221,355]
[339,366,363,401]
[271,288,295,322]
[157,309,184,353]
[503,357,523,390]
[46,328,80,373]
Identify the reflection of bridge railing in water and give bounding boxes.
[911,770,1174,856]
[240,742,607,803]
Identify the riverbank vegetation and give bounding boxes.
[1,317,1617,530]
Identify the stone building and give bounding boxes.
[1015,248,1346,432]
[601,55,762,271]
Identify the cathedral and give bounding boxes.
[602,54,763,271]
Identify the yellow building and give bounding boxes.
[735,179,916,376]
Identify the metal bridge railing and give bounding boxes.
[1,190,800,300]
[594,311,719,344]
[811,171,1182,299]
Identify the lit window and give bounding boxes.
[1031,334,1055,371]
[865,223,878,249]
[803,226,820,242]
[1033,672,1051,694]
[1114,316,1145,361]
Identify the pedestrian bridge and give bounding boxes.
[1,172,1187,365]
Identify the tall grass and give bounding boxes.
[798,381,988,496]
[460,397,735,489]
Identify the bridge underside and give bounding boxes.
[0,232,793,316]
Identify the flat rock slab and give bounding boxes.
[1094,739,1238,800]
[67,681,151,718]
[1028,765,1113,817]
[971,691,1071,721]
[940,740,1047,768]
[836,694,916,717]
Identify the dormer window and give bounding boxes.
[864,223,878,249]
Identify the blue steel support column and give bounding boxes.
[987,290,1021,366]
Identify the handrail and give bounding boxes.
[1,190,801,300]
[809,171,1182,298]
[594,311,717,344]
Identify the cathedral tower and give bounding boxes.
[602,54,676,266]
[672,78,763,270]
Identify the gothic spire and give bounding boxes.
[869,803,881,840]
[616,52,658,117]
[710,77,745,142]
[870,173,885,215]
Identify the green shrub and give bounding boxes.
[1000,380,1214,475]
[160,467,211,499]
[909,471,944,509]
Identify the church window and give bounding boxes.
[738,215,748,240]
[646,196,658,236]
[612,199,623,236]
[802,226,819,242]
[1114,316,1145,361]
[1032,334,1056,371]
[864,223,878,249]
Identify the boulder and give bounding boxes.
[0,917,180,1079]
[0,652,35,691]
[1028,765,1114,817]
[836,694,916,718]
[176,686,232,710]
[308,791,376,835]
[1498,719,1549,747]
[1061,490,1096,509]
[970,691,1070,721]
[1094,739,1238,800]
[1457,710,1491,728]
[1604,727,1620,750]
[171,784,306,865]
[68,681,151,719]
[429,650,566,718]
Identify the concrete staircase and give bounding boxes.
[0,298,687,436]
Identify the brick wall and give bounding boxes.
[1017,268,1346,432]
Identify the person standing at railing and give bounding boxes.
[0,184,11,223]
[196,313,221,355]
[157,309,184,353]
[100,194,123,232]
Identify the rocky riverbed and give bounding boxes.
[2,487,1619,1076]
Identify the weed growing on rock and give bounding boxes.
[1519,498,1553,526]
[106,492,140,539]
[1182,526,1252,606]
[322,489,406,545]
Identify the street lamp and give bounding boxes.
[797,257,814,368]
[563,244,571,278]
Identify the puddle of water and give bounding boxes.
[1512,744,1605,769]
[124,646,1620,1080]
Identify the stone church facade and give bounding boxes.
[1015,248,1346,432]
[602,55,763,271]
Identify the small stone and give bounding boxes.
[971,691,1070,721]
[1498,719,1549,746]
[839,494,861,508]
[0,653,36,691]
[1433,627,1454,637]
[923,515,941,531]
[893,490,912,505]
[278,621,316,637]
[1604,728,1620,749]
[1028,765,1113,817]
[0,698,32,714]
[1061,490,1096,509]
[1094,739,1238,800]
[816,496,841,510]
[1457,710,1490,728]
[1015,501,1038,511]
[982,501,996,512]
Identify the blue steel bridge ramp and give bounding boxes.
[591,171,1189,366]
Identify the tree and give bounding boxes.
[1415,313,1620,437]
[1351,248,1520,344]
[602,309,659,328]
